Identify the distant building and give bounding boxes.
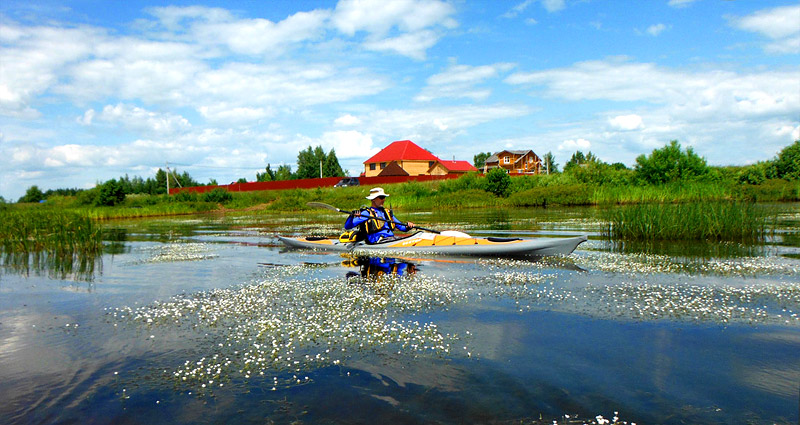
[484,150,541,174]
[363,140,442,177]
[428,160,478,176]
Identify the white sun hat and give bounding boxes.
[365,187,389,200]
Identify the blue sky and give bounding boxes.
[1,0,798,200]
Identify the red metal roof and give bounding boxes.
[438,160,477,172]
[364,140,440,163]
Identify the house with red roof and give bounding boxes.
[363,140,441,177]
[427,159,478,176]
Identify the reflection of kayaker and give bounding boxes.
[343,257,417,280]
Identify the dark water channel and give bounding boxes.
[1,205,799,424]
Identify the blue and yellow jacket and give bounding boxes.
[344,207,411,244]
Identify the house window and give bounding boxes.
[380,162,386,169]
[370,163,376,171]
[504,156,510,164]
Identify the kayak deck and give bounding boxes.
[278,232,587,258]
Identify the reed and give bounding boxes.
[0,209,102,254]
[602,202,774,242]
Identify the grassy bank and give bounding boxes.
[7,174,799,218]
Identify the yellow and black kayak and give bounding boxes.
[278,231,587,258]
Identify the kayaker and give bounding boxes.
[344,187,415,244]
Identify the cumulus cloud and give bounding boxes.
[729,5,800,54]
[558,138,591,152]
[335,114,362,126]
[609,114,644,131]
[318,130,377,159]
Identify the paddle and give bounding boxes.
[306,202,441,234]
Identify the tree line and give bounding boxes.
[473,140,799,188]
[9,145,346,205]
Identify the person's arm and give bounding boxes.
[345,209,370,229]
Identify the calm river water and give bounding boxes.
[1,205,798,424]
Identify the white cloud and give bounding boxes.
[335,114,362,126]
[362,30,441,60]
[81,104,192,135]
[668,0,698,8]
[646,24,668,36]
[558,138,591,152]
[541,0,566,13]
[331,0,456,37]
[505,59,799,119]
[730,5,800,54]
[502,0,534,18]
[318,130,376,159]
[416,63,515,102]
[609,114,644,131]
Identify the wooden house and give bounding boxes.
[483,150,541,174]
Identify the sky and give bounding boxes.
[1,0,798,200]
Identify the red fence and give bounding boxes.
[169,174,465,195]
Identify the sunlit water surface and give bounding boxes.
[1,205,799,424]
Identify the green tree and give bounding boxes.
[95,179,126,206]
[274,164,294,181]
[18,185,45,203]
[634,140,709,184]
[323,148,345,178]
[473,152,492,169]
[564,151,599,173]
[295,146,326,179]
[774,140,800,181]
[484,167,511,197]
[296,145,344,179]
[256,164,275,182]
[542,152,558,174]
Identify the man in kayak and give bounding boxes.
[344,187,415,244]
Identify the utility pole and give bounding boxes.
[320,160,323,178]
[166,162,170,194]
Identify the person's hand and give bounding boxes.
[350,210,359,217]
[407,221,415,228]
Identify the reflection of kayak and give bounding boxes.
[278,232,587,257]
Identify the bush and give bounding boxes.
[774,140,800,181]
[174,191,198,202]
[201,188,233,204]
[484,168,511,197]
[95,179,126,206]
[635,140,709,184]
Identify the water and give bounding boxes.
[1,205,798,424]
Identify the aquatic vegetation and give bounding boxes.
[580,281,800,325]
[110,265,470,391]
[135,243,219,263]
[603,202,775,242]
[575,250,800,276]
[0,209,102,255]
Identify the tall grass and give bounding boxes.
[603,202,774,242]
[0,209,102,254]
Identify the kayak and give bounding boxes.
[278,231,587,258]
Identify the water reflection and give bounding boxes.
[343,256,418,280]
[0,251,101,282]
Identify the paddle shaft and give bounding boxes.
[306,202,440,234]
